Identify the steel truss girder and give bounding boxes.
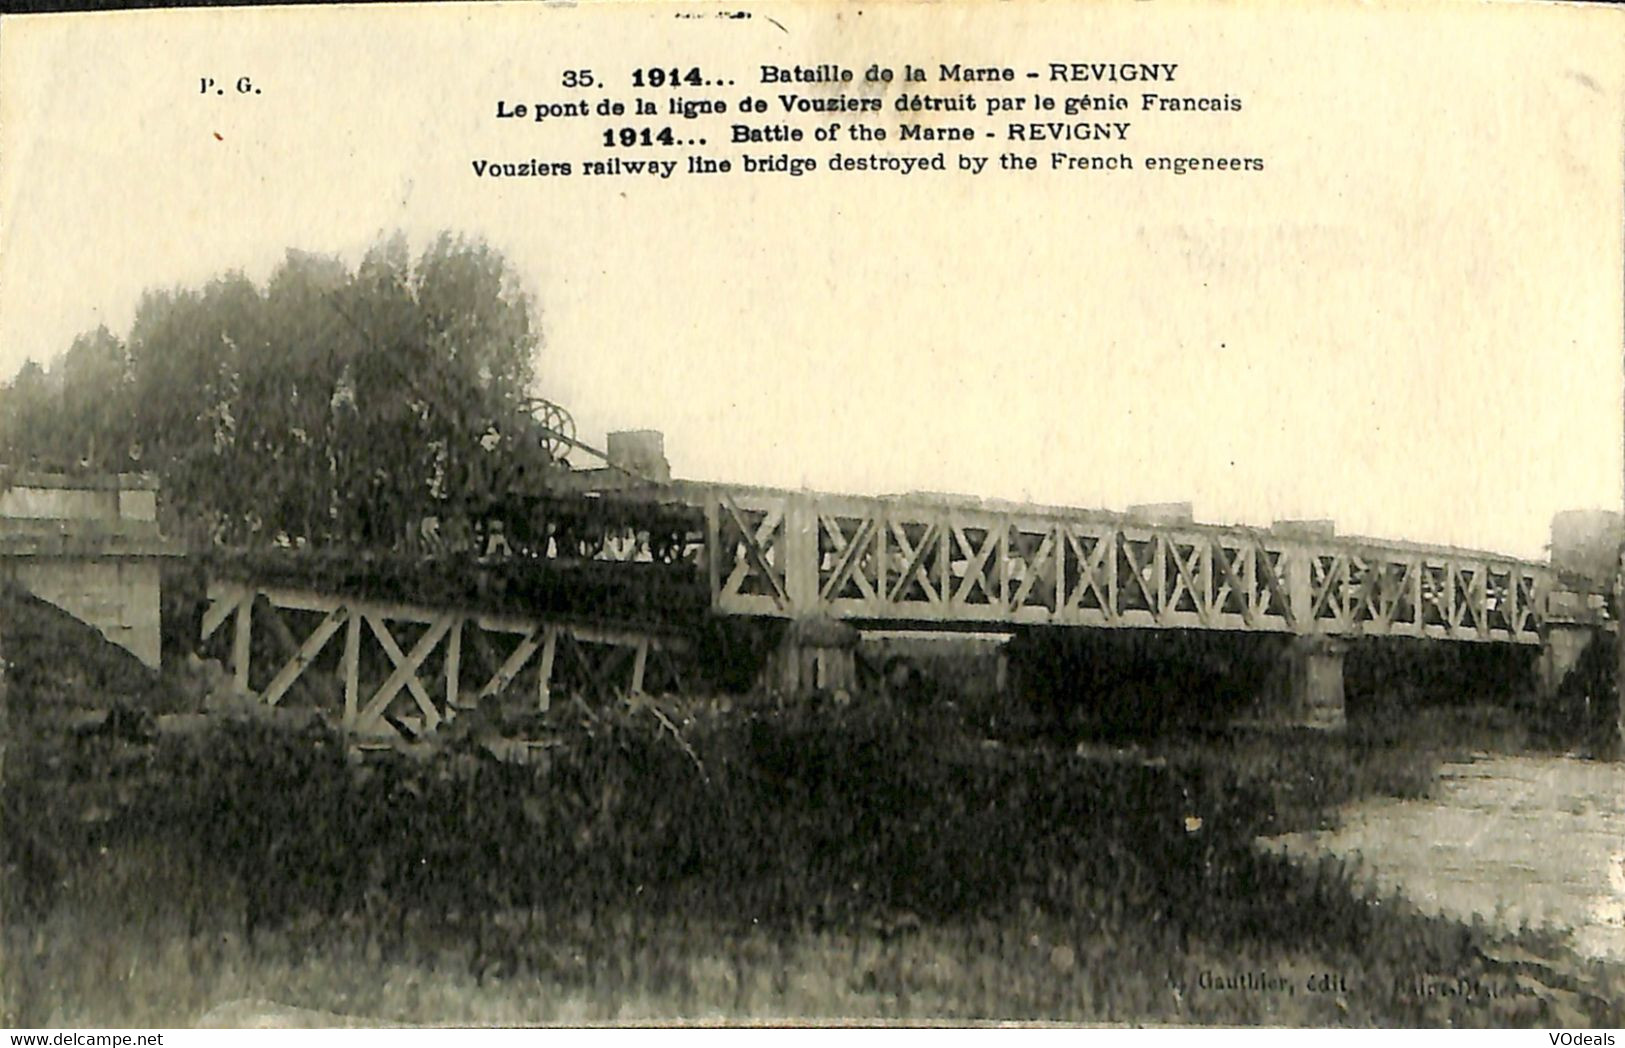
[704,491,1550,644]
[201,581,686,737]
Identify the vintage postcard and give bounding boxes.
[0,0,1623,1032]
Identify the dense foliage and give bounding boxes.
[5,699,1618,1026]
[0,233,542,548]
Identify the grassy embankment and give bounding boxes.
[3,578,1618,1027]
[4,687,1619,1028]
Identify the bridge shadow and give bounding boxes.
[997,628,1543,748]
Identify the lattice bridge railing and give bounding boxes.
[201,580,687,737]
[702,490,1550,644]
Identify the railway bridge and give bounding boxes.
[194,467,1606,739]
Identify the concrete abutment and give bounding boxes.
[0,470,183,669]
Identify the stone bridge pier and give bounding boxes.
[762,617,860,695]
[1249,635,1347,730]
[1538,622,1601,698]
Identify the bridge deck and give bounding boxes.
[192,485,1579,738]
[207,484,1562,647]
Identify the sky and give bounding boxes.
[1,0,1622,560]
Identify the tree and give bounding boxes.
[57,326,133,471]
[329,234,541,544]
[2,232,543,548]
[0,361,58,467]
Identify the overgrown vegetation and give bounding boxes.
[4,578,1618,1027]
[4,690,1619,1027]
[0,584,165,717]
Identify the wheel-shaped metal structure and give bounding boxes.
[522,397,577,461]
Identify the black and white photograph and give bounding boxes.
[0,0,1623,1031]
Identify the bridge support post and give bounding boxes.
[766,617,859,696]
[1254,636,1346,730]
[1538,622,1598,699]
[783,493,819,615]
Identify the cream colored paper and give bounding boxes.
[2,0,1621,559]
[3,1,1625,1031]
